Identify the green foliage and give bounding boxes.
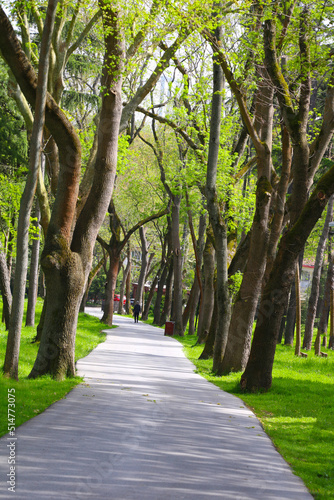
[176,335,334,500]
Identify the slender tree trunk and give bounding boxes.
[183,211,206,334]
[29,3,125,379]
[303,195,334,349]
[135,226,148,308]
[0,252,12,330]
[142,266,161,320]
[317,257,333,341]
[4,0,58,379]
[295,263,302,356]
[125,243,131,314]
[329,287,334,349]
[153,260,168,325]
[26,203,41,326]
[171,195,183,335]
[205,17,231,373]
[80,256,106,312]
[101,251,120,326]
[284,281,296,346]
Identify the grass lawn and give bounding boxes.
[0,300,109,437]
[174,333,334,500]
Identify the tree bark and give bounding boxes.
[135,226,149,308]
[205,16,231,373]
[197,226,215,343]
[303,195,334,349]
[26,203,41,326]
[160,257,174,326]
[4,0,58,379]
[29,2,124,379]
[0,252,12,330]
[294,263,302,356]
[199,288,218,360]
[170,195,184,335]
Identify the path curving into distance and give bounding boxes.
[0,308,313,499]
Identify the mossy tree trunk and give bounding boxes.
[197,225,215,343]
[303,195,334,349]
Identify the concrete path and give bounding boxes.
[0,309,313,499]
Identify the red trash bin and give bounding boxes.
[164,321,175,336]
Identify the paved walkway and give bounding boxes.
[0,309,313,499]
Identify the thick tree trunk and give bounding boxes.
[198,288,218,360]
[0,252,12,330]
[303,195,334,349]
[218,57,274,373]
[241,182,334,391]
[160,258,174,326]
[220,176,272,373]
[197,226,215,343]
[29,249,85,379]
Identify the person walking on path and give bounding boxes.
[133,301,141,323]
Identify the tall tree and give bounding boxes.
[303,196,334,349]
[241,9,334,391]
[4,0,58,379]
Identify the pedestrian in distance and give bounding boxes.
[133,302,141,323]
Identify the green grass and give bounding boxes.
[0,301,109,437]
[174,333,334,500]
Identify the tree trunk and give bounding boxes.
[153,260,168,325]
[182,211,206,334]
[4,0,58,379]
[329,287,334,349]
[198,288,218,360]
[142,265,161,320]
[197,226,215,343]
[101,250,120,326]
[284,281,296,346]
[160,257,174,326]
[125,243,132,314]
[80,256,106,312]
[205,18,231,373]
[303,195,334,349]
[294,263,302,356]
[171,195,183,335]
[219,62,274,374]
[0,252,12,330]
[26,203,41,326]
[135,226,148,308]
[118,257,130,315]
[29,3,125,378]
[241,182,334,391]
[317,257,333,340]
